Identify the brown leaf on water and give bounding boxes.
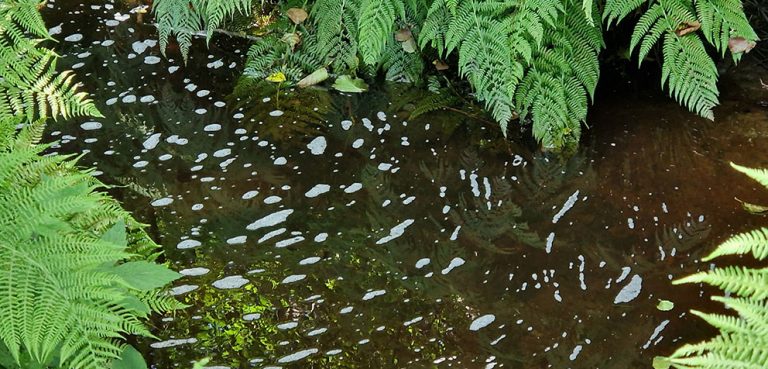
[674,21,700,36]
[395,28,413,42]
[286,8,308,24]
[433,59,449,71]
[729,37,756,54]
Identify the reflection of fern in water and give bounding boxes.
[654,216,711,255]
[449,178,544,252]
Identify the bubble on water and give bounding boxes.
[352,138,364,149]
[151,197,173,207]
[106,97,117,105]
[144,56,161,64]
[122,95,136,103]
[269,110,284,117]
[150,338,197,349]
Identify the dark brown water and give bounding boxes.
[43,2,768,368]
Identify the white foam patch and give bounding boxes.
[362,290,386,301]
[212,275,249,289]
[177,239,201,249]
[179,267,210,276]
[469,314,495,331]
[614,274,643,304]
[275,236,304,248]
[553,190,580,223]
[151,197,173,207]
[242,190,259,200]
[227,235,247,245]
[277,348,318,363]
[305,184,331,198]
[281,274,306,284]
[150,338,197,349]
[307,136,327,155]
[441,257,465,275]
[246,209,294,231]
[170,285,198,295]
[143,133,162,150]
[344,183,363,193]
[80,122,102,130]
[375,219,414,244]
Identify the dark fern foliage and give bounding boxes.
[153,0,758,149]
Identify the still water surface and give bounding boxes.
[44,1,768,368]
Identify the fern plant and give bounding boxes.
[0,118,184,369]
[0,0,101,121]
[1,2,185,368]
[654,163,768,369]
[153,0,758,149]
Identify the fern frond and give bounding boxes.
[661,32,719,120]
[358,0,399,65]
[731,163,768,191]
[696,0,758,57]
[674,266,768,300]
[703,228,768,261]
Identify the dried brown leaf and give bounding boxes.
[395,28,413,42]
[433,59,449,71]
[674,21,700,37]
[286,8,308,24]
[729,37,756,54]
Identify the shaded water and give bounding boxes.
[43,1,768,368]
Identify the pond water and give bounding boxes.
[43,1,768,368]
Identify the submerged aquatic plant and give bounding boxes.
[654,163,768,369]
[152,0,758,149]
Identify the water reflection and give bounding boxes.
[43,1,768,368]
